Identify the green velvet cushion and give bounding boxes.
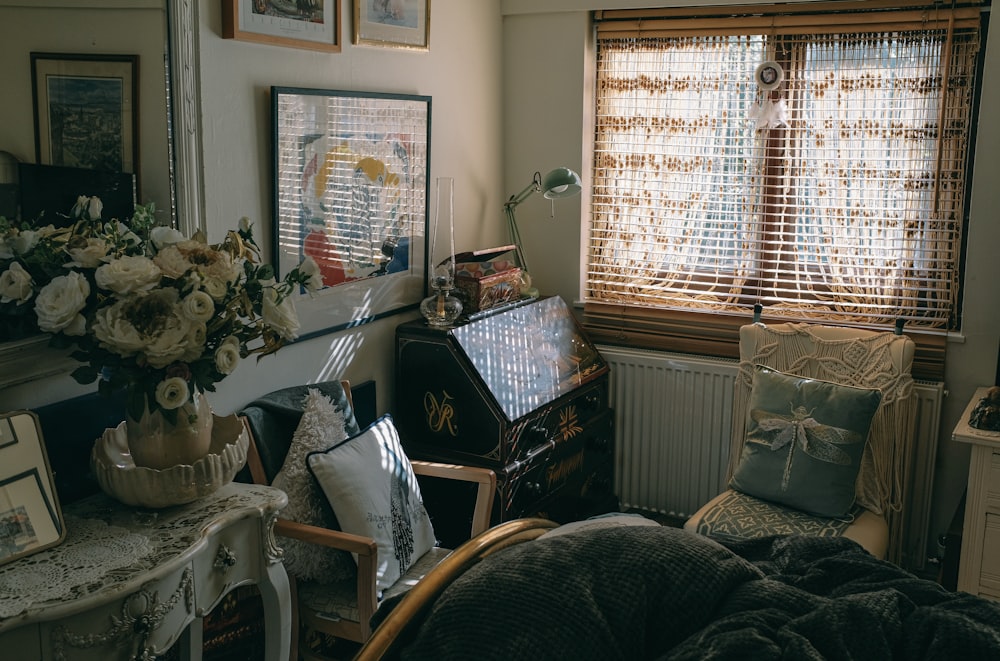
[729,366,882,518]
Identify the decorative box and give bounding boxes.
[453,245,522,314]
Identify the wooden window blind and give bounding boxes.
[585,2,983,379]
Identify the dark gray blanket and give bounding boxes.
[388,526,1000,660]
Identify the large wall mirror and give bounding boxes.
[0,0,203,389]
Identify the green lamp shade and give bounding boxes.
[541,168,582,199]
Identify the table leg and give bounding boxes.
[257,563,292,661]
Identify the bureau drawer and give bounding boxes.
[193,516,262,614]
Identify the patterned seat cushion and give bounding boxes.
[691,489,856,540]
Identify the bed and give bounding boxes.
[355,517,1000,660]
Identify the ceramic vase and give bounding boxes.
[126,390,214,469]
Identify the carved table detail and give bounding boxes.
[0,483,290,661]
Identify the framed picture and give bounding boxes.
[272,87,430,339]
[353,0,429,50]
[0,411,65,567]
[30,53,140,191]
[222,0,342,53]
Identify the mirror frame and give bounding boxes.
[0,0,204,390]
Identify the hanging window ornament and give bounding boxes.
[750,97,788,130]
[751,60,787,130]
[754,60,784,91]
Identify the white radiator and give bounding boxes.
[599,344,944,570]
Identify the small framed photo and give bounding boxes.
[31,53,140,189]
[222,0,342,53]
[0,411,65,567]
[354,0,429,50]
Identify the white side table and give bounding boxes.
[952,386,1000,602]
[0,482,290,661]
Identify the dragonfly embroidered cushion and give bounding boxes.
[729,366,883,518]
[307,413,437,594]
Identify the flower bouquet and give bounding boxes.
[0,196,321,468]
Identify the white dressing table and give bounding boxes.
[0,482,290,661]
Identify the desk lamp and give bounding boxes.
[503,167,581,296]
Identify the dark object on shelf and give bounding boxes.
[19,163,135,225]
[395,296,618,546]
[969,385,1000,431]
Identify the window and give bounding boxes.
[585,3,984,377]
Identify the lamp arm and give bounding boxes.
[503,171,543,275]
[504,203,529,275]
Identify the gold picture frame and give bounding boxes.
[222,0,342,53]
[0,411,65,567]
[353,0,429,50]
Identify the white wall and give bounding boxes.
[502,1,1000,560]
[0,0,506,417]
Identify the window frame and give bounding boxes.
[584,3,986,381]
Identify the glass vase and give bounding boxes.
[421,176,463,326]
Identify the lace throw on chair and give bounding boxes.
[728,323,916,564]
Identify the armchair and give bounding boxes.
[684,322,917,563]
[239,380,495,659]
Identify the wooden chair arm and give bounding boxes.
[411,460,497,537]
[355,518,559,661]
[274,517,377,557]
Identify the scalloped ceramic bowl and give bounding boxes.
[91,413,249,508]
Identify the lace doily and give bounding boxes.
[0,515,151,618]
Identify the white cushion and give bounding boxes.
[307,414,437,594]
[272,389,354,582]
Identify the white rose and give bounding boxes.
[180,289,216,323]
[153,243,194,279]
[0,237,12,260]
[201,277,230,302]
[155,377,191,411]
[180,321,206,363]
[261,281,300,340]
[214,335,241,375]
[298,256,324,292]
[87,197,103,220]
[92,289,193,366]
[66,237,110,268]
[143,312,196,368]
[0,262,34,304]
[92,299,147,357]
[34,271,90,335]
[239,217,252,233]
[11,229,41,255]
[95,255,161,295]
[150,226,186,251]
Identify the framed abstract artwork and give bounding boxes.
[271,86,430,338]
[222,0,341,53]
[0,411,65,567]
[30,53,139,191]
[353,0,429,50]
